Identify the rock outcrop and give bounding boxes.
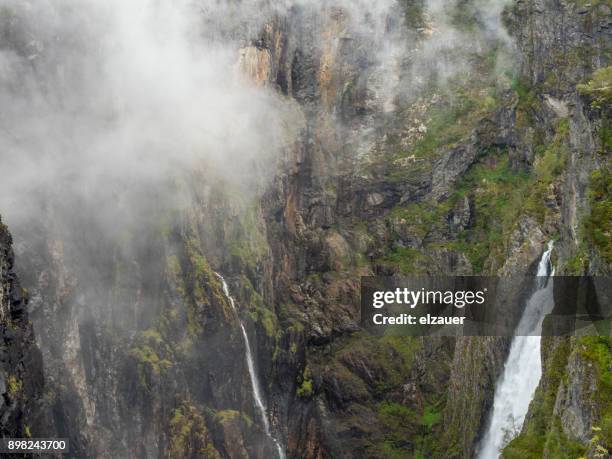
[0,218,44,438]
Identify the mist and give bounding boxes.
[0,0,516,231]
[0,1,292,238]
[0,0,521,326]
[399,0,514,98]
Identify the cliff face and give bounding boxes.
[0,0,609,458]
[502,1,611,457]
[507,0,611,271]
[0,219,44,438]
[14,206,283,457]
[235,0,611,457]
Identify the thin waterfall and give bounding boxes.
[216,273,286,459]
[477,241,555,458]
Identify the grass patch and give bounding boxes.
[452,154,530,271]
[376,247,427,274]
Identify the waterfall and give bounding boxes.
[477,241,555,459]
[216,273,286,459]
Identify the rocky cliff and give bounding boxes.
[230,0,611,457]
[0,218,44,439]
[13,204,287,457]
[501,1,611,457]
[0,0,609,458]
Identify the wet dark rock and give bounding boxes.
[0,219,44,438]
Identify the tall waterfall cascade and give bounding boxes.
[216,273,286,459]
[477,241,555,458]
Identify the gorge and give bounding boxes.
[0,0,610,458]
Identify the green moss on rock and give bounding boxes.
[296,365,314,398]
[128,328,174,390]
[584,166,612,264]
[578,66,612,110]
[167,403,221,459]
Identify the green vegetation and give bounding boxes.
[502,337,611,458]
[578,65,611,157]
[414,98,488,157]
[373,398,444,458]
[183,236,234,335]
[384,153,531,273]
[562,244,590,274]
[578,337,612,453]
[380,51,502,187]
[236,275,278,338]
[393,85,497,162]
[165,255,186,296]
[422,404,442,430]
[383,111,569,274]
[184,239,216,335]
[129,329,174,390]
[454,155,530,270]
[389,199,455,240]
[414,402,444,458]
[578,66,612,110]
[584,165,612,264]
[453,118,565,269]
[168,403,220,459]
[226,202,269,275]
[309,333,440,457]
[503,338,574,458]
[296,366,314,398]
[312,333,420,396]
[214,409,240,425]
[375,336,421,393]
[377,401,420,434]
[7,375,22,396]
[510,73,542,129]
[600,116,611,155]
[214,409,254,430]
[523,120,569,222]
[202,186,269,278]
[184,238,215,281]
[402,1,425,29]
[376,246,427,274]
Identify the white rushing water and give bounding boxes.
[477,241,555,459]
[216,273,286,459]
